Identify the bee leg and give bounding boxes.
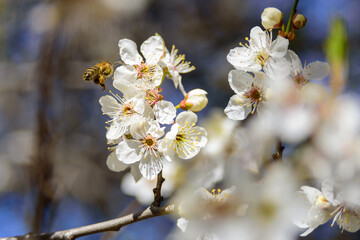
[99,76,106,91]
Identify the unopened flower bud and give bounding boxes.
[292,13,307,30]
[180,89,208,112]
[261,7,283,29]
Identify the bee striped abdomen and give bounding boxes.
[83,66,100,81]
[83,61,113,90]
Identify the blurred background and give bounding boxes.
[0,0,359,239]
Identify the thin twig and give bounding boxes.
[2,205,175,240]
[152,171,165,207]
[272,139,285,161]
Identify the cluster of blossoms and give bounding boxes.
[101,35,208,180]
[94,4,360,240]
[169,6,360,240]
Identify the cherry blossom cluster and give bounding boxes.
[224,25,330,121]
[169,5,360,240]
[100,35,208,180]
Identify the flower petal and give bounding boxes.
[177,218,189,232]
[140,36,164,65]
[106,122,127,140]
[130,163,142,182]
[227,47,260,71]
[228,70,253,94]
[224,94,251,120]
[118,39,142,65]
[106,151,128,172]
[303,61,330,81]
[115,140,141,164]
[139,155,163,180]
[99,95,119,118]
[176,111,198,127]
[269,36,289,58]
[153,100,176,125]
[287,50,302,74]
[249,26,270,51]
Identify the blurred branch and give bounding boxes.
[31,31,57,233]
[3,204,176,240]
[272,139,284,161]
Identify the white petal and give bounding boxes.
[228,70,253,93]
[300,186,322,204]
[249,26,269,51]
[131,93,146,115]
[106,122,127,140]
[140,36,164,65]
[166,123,179,140]
[139,155,163,180]
[158,138,176,162]
[287,50,302,74]
[299,227,316,237]
[300,82,328,104]
[118,39,142,65]
[177,218,189,232]
[130,119,147,140]
[130,163,142,182]
[227,47,260,71]
[269,36,289,58]
[153,100,176,125]
[147,119,165,139]
[195,187,213,201]
[303,61,330,81]
[337,206,360,232]
[321,179,334,203]
[224,94,251,120]
[113,66,139,97]
[115,140,141,164]
[176,111,198,127]
[264,57,291,80]
[106,151,128,172]
[189,126,207,148]
[99,95,119,118]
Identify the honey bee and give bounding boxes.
[83,61,114,90]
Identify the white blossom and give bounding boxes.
[114,35,164,93]
[161,45,195,96]
[224,70,268,120]
[115,118,165,180]
[227,26,289,74]
[159,111,207,161]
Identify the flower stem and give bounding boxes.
[285,0,300,34]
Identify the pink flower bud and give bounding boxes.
[180,89,208,112]
[261,7,283,29]
[292,13,307,30]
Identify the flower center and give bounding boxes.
[255,51,269,67]
[145,88,164,106]
[315,195,331,209]
[136,62,158,82]
[122,103,135,116]
[142,135,157,149]
[244,86,263,103]
[293,73,308,86]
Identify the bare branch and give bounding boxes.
[3,205,175,240]
[152,170,165,207]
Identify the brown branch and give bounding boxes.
[3,205,175,240]
[272,139,285,161]
[152,170,165,207]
